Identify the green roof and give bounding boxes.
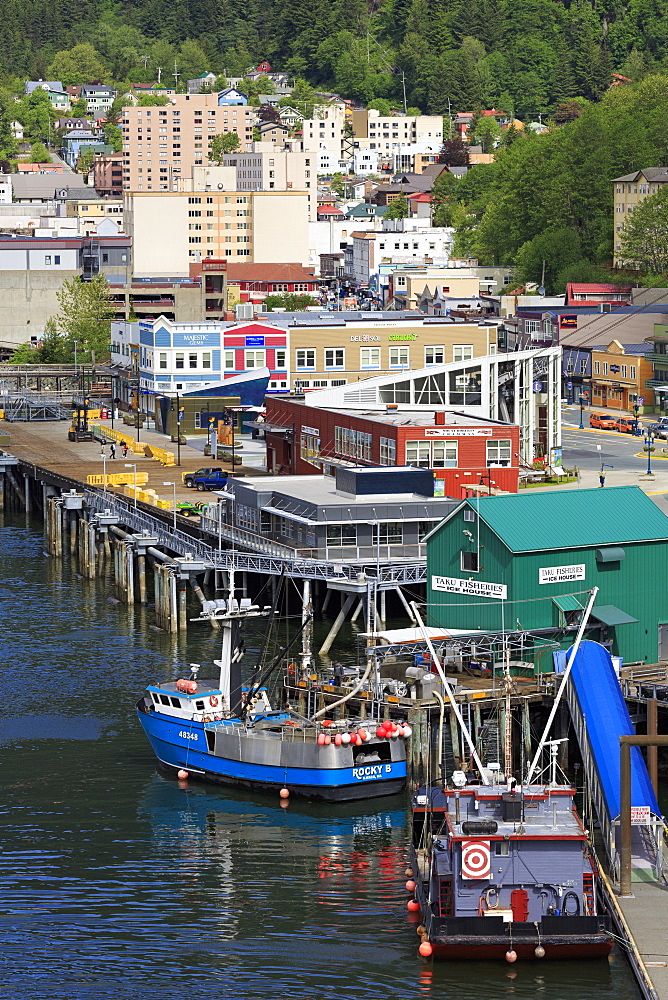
[459,486,668,553]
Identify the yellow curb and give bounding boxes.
[567,426,646,440]
[633,452,668,460]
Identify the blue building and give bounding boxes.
[62,129,106,167]
[217,87,248,106]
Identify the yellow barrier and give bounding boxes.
[87,472,148,487]
[0,409,4,420]
[89,424,175,464]
[146,445,176,466]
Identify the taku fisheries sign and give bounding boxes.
[432,576,507,600]
[538,563,586,585]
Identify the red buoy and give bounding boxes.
[505,949,517,963]
[324,734,331,745]
[177,769,189,780]
[407,899,420,912]
[418,941,433,958]
[279,787,290,799]
[335,734,342,746]
[406,879,416,892]
[317,734,326,746]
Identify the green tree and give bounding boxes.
[209,132,240,162]
[263,292,316,310]
[47,43,108,86]
[330,172,346,198]
[76,148,96,176]
[54,276,113,362]
[29,141,50,162]
[515,228,583,293]
[279,77,317,117]
[70,97,89,117]
[438,135,470,165]
[472,115,500,151]
[102,123,122,152]
[384,192,410,219]
[618,186,668,273]
[136,93,169,106]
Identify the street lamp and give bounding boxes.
[101,448,107,496]
[578,392,585,430]
[124,462,137,508]
[633,398,640,435]
[163,481,176,531]
[645,429,656,476]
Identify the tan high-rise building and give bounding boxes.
[120,94,256,192]
[125,189,309,277]
[613,167,668,264]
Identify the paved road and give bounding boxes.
[556,406,668,502]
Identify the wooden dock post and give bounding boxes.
[178,578,188,630]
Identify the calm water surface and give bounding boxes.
[0,515,641,1000]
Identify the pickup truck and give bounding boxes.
[182,466,223,488]
[648,416,668,439]
[192,470,228,491]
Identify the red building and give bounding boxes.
[566,283,632,307]
[225,263,319,304]
[264,397,520,494]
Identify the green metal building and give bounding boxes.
[426,485,668,667]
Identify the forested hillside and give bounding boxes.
[0,0,666,118]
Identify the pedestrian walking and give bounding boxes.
[599,471,605,488]
[110,441,116,459]
[121,441,128,459]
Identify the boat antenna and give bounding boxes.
[525,586,598,785]
[252,568,286,681]
[239,613,313,722]
[411,601,489,785]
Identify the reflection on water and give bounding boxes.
[0,516,641,1000]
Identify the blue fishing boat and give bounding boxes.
[136,594,408,801]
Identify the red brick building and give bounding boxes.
[264,397,520,494]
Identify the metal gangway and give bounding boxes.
[2,392,72,422]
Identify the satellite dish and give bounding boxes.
[217,183,224,189]
[538,285,546,296]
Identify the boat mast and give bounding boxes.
[503,640,512,779]
[411,601,489,784]
[300,580,312,675]
[525,587,598,785]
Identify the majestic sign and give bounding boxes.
[461,840,491,879]
[538,564,586,585]
[432,576,507,599]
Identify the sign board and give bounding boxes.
[539,564,586,585]
[638,396,644,404]
[301,425,319,436]
[560,315,578,329]
[245,336,265,347]
[533,381,544,393]
[461,840,491,879]
[424,427,493,437]
[432,575,507,600]
[630,806,651,825]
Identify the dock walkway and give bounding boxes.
[617,881,668,1000]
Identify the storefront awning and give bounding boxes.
[552,595,585,613]
[591,605,638,627]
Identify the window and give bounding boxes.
[275,349,286,369]
[461,550,479,572]
[425,346,444,365]
[334,426,372,461]
[579,360,587,375]
[405,440,431,468]
[300,432,321,468]
[431,441,457,468]
[189,352,198,369]
[296,349,315,369]
[594,361,600,375]
[449,367,481,406]
[380,436,396,466]
[373,523,403,545]
[603,362,608,375]
[175,352,184,369]
[630,365,637,379]
[621,364,628,378]
[325,348,344,368]
[224,350,235,370]
[453,345,473,362]
[389,346,409,367]
[202,352,211,369]
[326,524,357,547]
[54,255,60,265]
[494,841,509,856]
[463,508,475,522]
[360,347,380,368]
[188,197,201,204]
[44,255,51,265]
[245,350,265,368]
[159,352,167,370]
[487,439,512,467]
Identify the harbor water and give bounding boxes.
[0,514,643,1000]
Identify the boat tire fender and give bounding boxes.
[209,696,219,707]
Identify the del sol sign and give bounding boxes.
[432,575,507,600]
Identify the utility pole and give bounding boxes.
[141,54,149,70]
[173,61,180,89]
[157,66,163,84]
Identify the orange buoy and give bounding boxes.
[324,734,331,745]
[505,949,517,963]
[279,787,290,799]
[406,879,416,892]
[317,734,326,746]
[177,769,189,780]
[334,734,342,746]
[405,868,414,878]
[418,941,433,958]
[407,899,420,912]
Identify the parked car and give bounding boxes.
[648,416,668,439]
[589,413,617,429]
[192,470,228,491]
[182,466,223,488]
[614,416,642,435]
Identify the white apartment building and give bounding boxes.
[222,150,316,219]
[301,110,347,164]
[120,94,257,192]
[351,109,443,155]
[126,188,310,277]
[349,226,455,285]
